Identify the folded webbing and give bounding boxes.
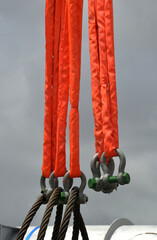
[88,0,104,159]
[42,0,83,178]
[54,0,69,177]
[68,0,83,178]
[42,0,64,178]
[88,0,119,160]
[51,0,63,171]
[42,0,55,178]
[104,0,119,156]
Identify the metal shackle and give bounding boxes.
[59,171,73,204]
[78,171,88,204]
[89,153,102,192]
[100,153,117,193]
[40,172,59,203]
[40,175,47,192]
[63,171,73,193]
[88,153,116,193]
[115,148,126,174]
[63,171,88,204]
[115,149,130,185]
[40,175,50,203]
[49,171,59,190]
[90,153,101,178]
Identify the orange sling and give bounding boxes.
[54,0,69,177]
[88,0,119,160]
[42,0,83,178]
[42,0,64,178]
[54,0,83,178]
[68,0,83,178]
[42,0,55,178]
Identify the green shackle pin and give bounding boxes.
[88,172,130,190]
[109,172,130,184]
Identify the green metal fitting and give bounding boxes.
[88,172,130,190]
[109,172,130,184]
[55,192,67,205]
[58,192,66,203]
[88,178,96,189]
[41,189,45,194]
[88,178,100,189]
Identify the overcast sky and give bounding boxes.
[1,0,157,228]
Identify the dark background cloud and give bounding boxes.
[1,0,157,227]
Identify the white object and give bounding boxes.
[24,223,157,240]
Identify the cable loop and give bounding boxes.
[16,194,44,240]
[51,200,64,240]
[57,187,79,240]
[37,187,63,240]
[72,201,80,240]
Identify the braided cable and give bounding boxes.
[72,203,80,240]
[79,213,89,240]
[57,188,78,240]
[37,187,62,240]
[51,204,64,240]
[16,194,44,240]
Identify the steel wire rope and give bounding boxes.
[51,204,64,240]
[72,202,80,240]
[57,187,78,240]
[57,187,89,240]
[37,187,62,240]
[72,199,89,240]
[79,213,89,240]
[16,194,44,240]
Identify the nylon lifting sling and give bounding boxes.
[88,0,130,193]
[42,0,83,179]
[88,0,119,161]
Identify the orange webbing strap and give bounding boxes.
[104,0,119,157]
[43,0,83,178]
[42,0,55,178]
[68,0,83,178]
[55,0,83,178]
[88,0,104,159]
[88,0,119,160]
[51,0,63,171]
[42,0,63,178]
[54,0,69,177]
